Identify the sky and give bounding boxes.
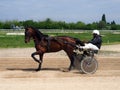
[0,0,120,24]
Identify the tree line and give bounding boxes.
[0,14,120,30]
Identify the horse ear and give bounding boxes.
[24,26,32,31]
[24,26,28,30]
[24,27,28,31]
[24,25,31,30]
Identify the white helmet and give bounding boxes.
[93,30,100,35]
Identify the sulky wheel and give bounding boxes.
[80,57,98,74]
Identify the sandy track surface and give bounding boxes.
[0,44,120,90]
[0,44,120,58]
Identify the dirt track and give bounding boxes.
[0,44,120,90]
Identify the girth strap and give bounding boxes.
[45,37,51,52]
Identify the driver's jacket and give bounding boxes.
[88,35,102,49]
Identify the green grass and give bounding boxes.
[0,35,34,48]
[102,33,120,44]
[0,31,120,48]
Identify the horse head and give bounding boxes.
[24,27,34,43]
[24,26,46,43]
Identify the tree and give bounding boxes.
[23,20,35,27]
[75,21,85,29]
[3,21,11,29]
[98,21,106,30]
[98,14,107,29]
[111,20,116,25]
[0,21,4,29]
[102,14,106,23]
[111,20,117,30]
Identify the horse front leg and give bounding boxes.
[31,51,44,71]
[37,54,44,71]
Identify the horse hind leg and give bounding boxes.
[36,54,44,71]
[65,51,75,71]
[68,55,75,71]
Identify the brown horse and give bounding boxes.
[25,27,83,71]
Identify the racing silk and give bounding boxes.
[88,35,102,49]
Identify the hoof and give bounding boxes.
[60,68,69,72]
[68,66,75,71]
[36,68,41,71]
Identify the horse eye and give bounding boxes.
[25,31,31,37]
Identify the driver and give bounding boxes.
[76,30,102,51]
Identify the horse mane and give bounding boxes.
[29,26,48,40]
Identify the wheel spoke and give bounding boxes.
[81,57,98,74]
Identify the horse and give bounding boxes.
[24,26,84,71]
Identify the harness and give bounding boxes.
[45,37,66,52]
[45,37,52,51]
[45,37,58,52]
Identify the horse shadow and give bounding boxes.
[6,68,62,72]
